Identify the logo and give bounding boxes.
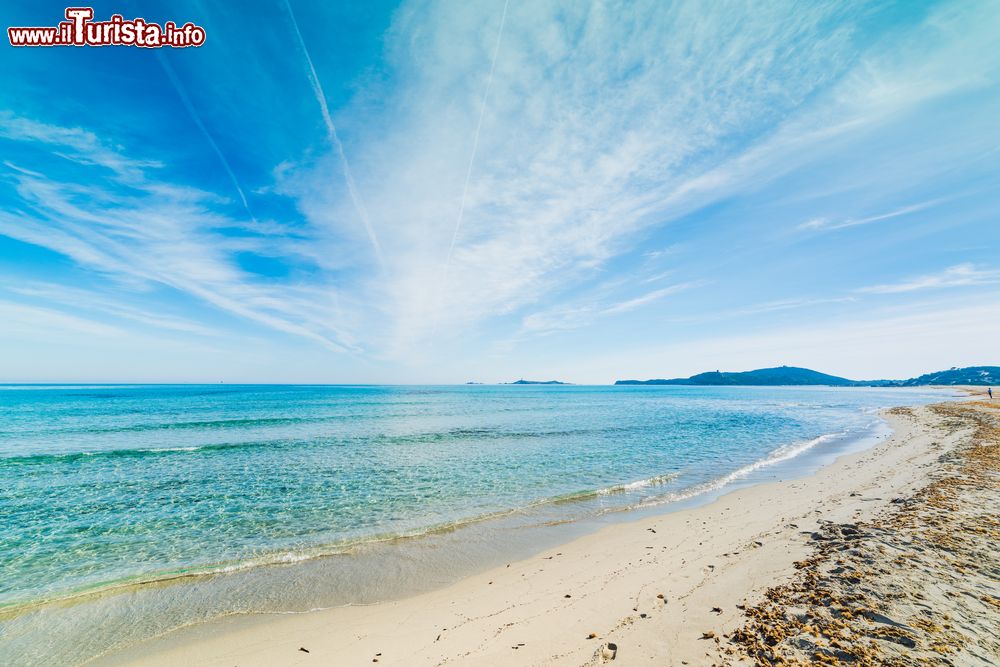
[8,7,206,48]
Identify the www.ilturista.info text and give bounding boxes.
[8,8,206,48]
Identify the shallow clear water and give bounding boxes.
[0,384,955,664]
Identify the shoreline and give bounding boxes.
[95,389,994,666]
[0,422,880,621]
[2,390,915,625]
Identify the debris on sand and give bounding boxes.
[730,402,1000,666]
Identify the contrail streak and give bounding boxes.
[157,53,257,222]
[283,0,384,268]
[443,0,510,273]
[428,0,510,341]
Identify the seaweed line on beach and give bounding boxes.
[723,401,1000,666]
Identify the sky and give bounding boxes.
[0,0,998,384]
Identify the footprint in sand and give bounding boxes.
[600,642,618,661]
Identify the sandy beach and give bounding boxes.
[6,1,999,663]
[95,389,999,666]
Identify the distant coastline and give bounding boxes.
[615,365,999,387]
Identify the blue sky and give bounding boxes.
[1,0,998,383]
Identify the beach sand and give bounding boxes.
[99,390,999,666]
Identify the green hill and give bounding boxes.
[615,365,999,387]
[616,366,854,386]
[896,366,1000,386]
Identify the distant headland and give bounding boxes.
[615,365,1000,387]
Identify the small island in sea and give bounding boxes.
[615,365,1000,386]
[505,379,571,385]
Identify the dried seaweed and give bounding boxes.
[727,401,1000,666]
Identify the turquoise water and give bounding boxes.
[0,384,954,664]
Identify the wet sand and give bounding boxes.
[98,389,998,666]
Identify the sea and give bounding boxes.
[0,383,957,665]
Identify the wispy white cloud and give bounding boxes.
[643,246,684,261]
[5,282,225,338]
[641,270,675,285]
[858,264,1000,294]
[737,296,858,316]
[521,281,704,334]
[797,198,947,231]
[0,300,125,339]
[320,0,871,353]
[0,115,360,353]
[602,282,703,316]
[0,111,159,181]
[282,0,1000,358]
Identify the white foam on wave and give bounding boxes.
[620,427,860,512]
[210,551,317,575]
[138,446,202,453]
[597,472,678,495]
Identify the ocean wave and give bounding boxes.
[0,424,880,618]
[0,468,684,615]
[597,472,679,495]
[0,440,270,465]
[545,472,680,504]
[0,424,633,464]
[0,385,139,391]
[0,415,343,438]
[612,428,867,514]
